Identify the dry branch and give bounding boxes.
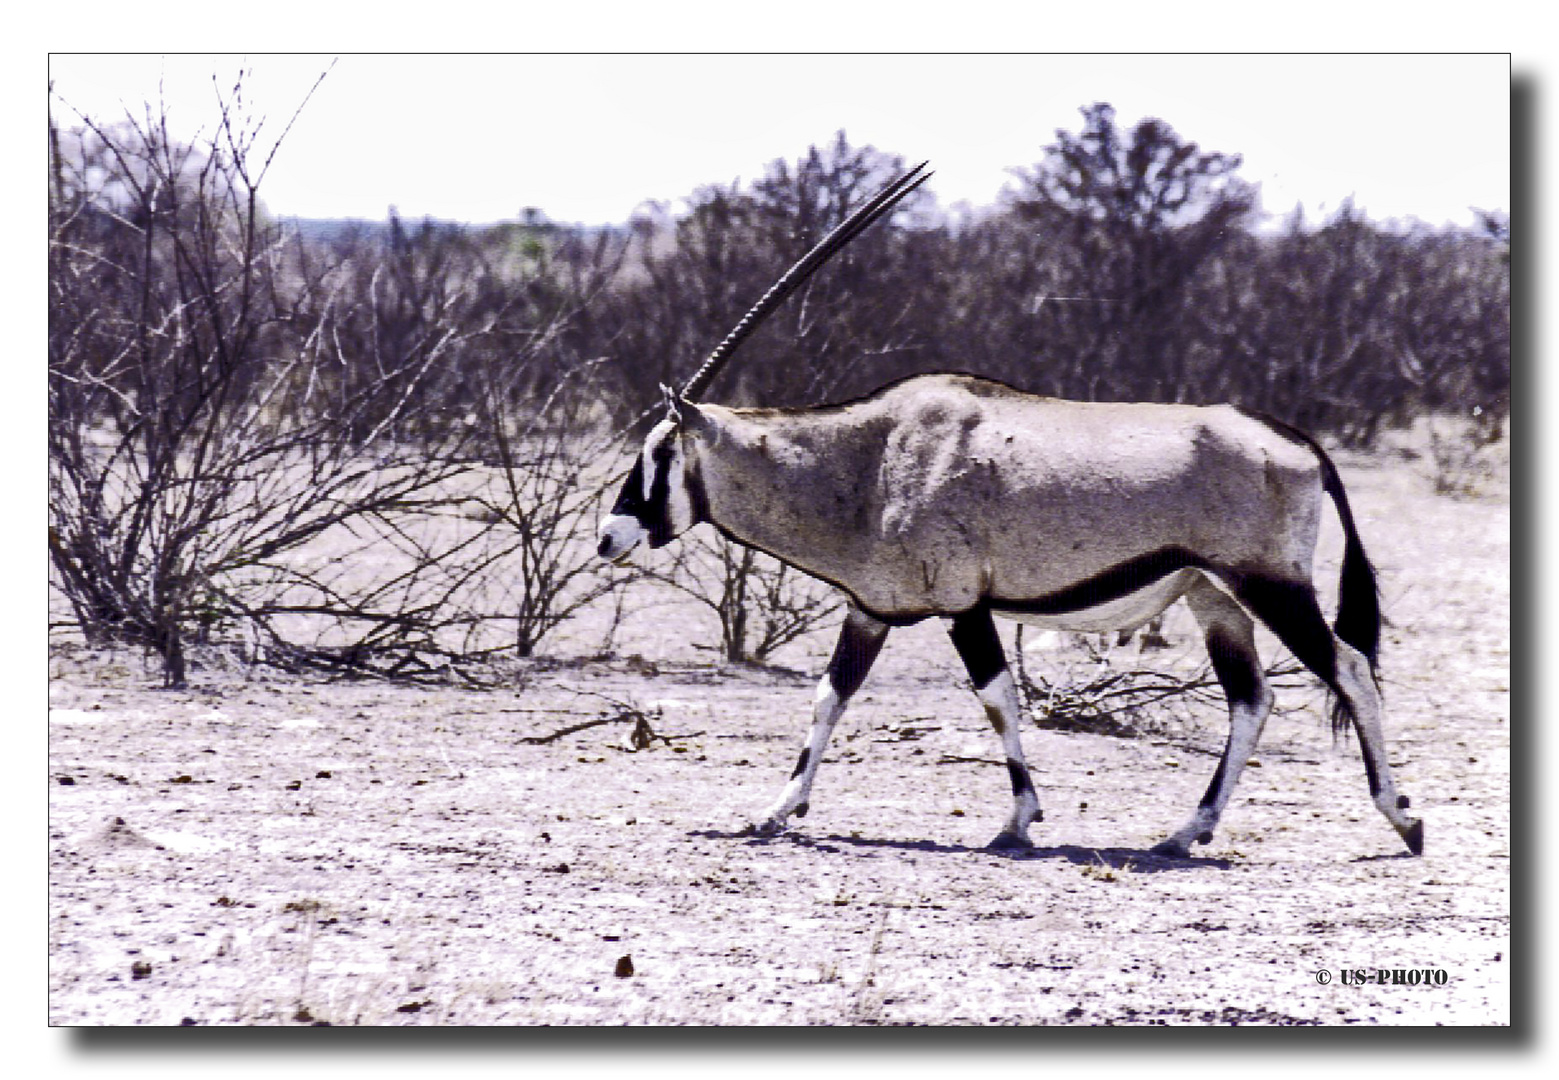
[517,692,700,750]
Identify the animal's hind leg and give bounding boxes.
[948,607,1041,851]
[1152,578,1273,857]
[755,605,888,836]
[1233,575,1423,855]
[1334,642,1424,854]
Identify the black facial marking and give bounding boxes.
[608,433,691,548]
[949,606,1006,690]
[645,440,677,546]
[609,458,648,518]
[790,747,811,779]
[1005,759,1035,798]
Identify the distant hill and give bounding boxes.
[281,217,393,244]
[281,216,632,245]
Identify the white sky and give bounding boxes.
[47,53,1509,231]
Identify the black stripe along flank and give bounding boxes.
[987,547,1211,617]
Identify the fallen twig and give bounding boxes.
[937,754,1006,767]
[517,691,701,751]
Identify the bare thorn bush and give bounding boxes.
[1012,624,1310,740]
[651,533,842,665]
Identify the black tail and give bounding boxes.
[1313,447,1381,676]
[1295,431,1382,738]
[1235,410,1381,737]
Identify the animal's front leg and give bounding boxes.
[949,607,1041,850]
[756,607,888,835]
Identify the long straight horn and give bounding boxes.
[679,159,932,402]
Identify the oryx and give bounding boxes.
[598,162,1422,858]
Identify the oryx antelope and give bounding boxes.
[598,162,1422,858]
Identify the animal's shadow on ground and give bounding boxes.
[689,828,1230,872]
[1351,850,1423,863]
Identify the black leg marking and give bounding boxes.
[1006,759,1035,798]
[1206,627,1263,709]
[982,701,1006,736]
[827,615,888,699]
[1397,795,1411,810]
[949,606,1006,690]
[1198,749,1230,808]
[1229,574,1338,689]
[789,747,811,779]
[1198,627,1263,809]
[1228,572,1364,735]
[1362,751,1381,798]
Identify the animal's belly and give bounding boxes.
[991,568,1199,633]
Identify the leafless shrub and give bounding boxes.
[649,533,843,665]
[456,361,640,659]
[45,69,461,686]
[1011,624,1309,739]
[47,71,628,685]
[1425,410,1509,498]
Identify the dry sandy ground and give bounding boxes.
[48,437,1509,1026]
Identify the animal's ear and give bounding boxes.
[659,383,682,425]
[660,383,710,432]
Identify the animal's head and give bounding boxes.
[597,386,704,563]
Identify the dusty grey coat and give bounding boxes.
[676,374,1319,624]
